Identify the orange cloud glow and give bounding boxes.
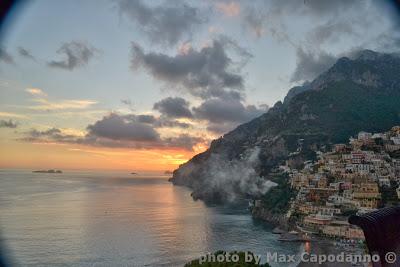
[0,138,204,172]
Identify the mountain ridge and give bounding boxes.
[170,50,400,204]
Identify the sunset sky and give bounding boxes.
[0,0,399,171]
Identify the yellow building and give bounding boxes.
[352,183,381,209]
[322,223,364,240]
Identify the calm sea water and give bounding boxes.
[0,170,301,267]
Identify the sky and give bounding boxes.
[0,0,400,172]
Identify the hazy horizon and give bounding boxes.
[1,0,400,171]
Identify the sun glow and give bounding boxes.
[0,136,202,172]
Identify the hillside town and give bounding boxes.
[276,126,400,241]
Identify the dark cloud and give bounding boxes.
[268,0,364,17]
[17,47,35,61]
[0,47,14,64]
[205,122,236,135]
[48,41,97,70]
[164,62,270,134]
[131,39,249,99]
[29,128,61,137]
[238,0,399,85]
[20,113,202,151]
[303,0,362,14]
[117,113,190,129]
[307,20,355,44]
[120,98,135,111]
[23,128,76,142]
[192,98,268,134]
[290,48,336,82]
[87,113,160,141]
[240,0,364,36]
[135,114,156,124]
[241,0,380,48]
[193,98,265,124]
[243,6,267,38]
[0,119,17,128]
[284,1,400,83]
[116,0,205,46]
[163,134,204,151]
[155,119,190,129]
[153,97,193,118]
[121,99,132,106]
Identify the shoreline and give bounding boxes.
[296,237,365,267]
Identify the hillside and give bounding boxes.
[169,50,400,204]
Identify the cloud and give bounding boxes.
[193,97,268,134]
[0,112,28,119]
[239,0,383,48]
[307,20,355,44]
[205,123,236,135]
[26,88,47,97]
[120,98,135,111]
[163,134,204,151]
[243,7,267,38]
[94,113,190,129]
[24,87,97,111]
[25,128,73,141]
[116,0,205,46]
[0,47,14,64]
[153,97,193,118]
[215,2,240,17]
[84,113,198,150]
[153,117,191,129]
[121,99,132,106]
[17,47,35,61]
[48,41,97,70]
[29,98,97,111]
[0,119,17,128]
[193,98,265,124]
[131,38,250,99]
[290,47,336,82]
[238,0,400,78]
[268,0,364,17]
[133,59,267,135]
[87,113,160,141]
[20,113,205,151]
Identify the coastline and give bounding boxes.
[296,237,365,267]
[251,206,289,228]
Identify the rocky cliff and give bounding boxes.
[170,50,400,204]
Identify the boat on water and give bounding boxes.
[272,227,286,234]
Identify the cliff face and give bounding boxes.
[251,207,289,227]
[170,50,400,204]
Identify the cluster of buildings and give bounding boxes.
[283,126,400,240]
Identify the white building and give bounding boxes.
[358,132,372,141]
[391,136,400,145]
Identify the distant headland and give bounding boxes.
[33,169,63,173]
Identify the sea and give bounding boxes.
[0,169,302,267]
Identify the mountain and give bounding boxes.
[169,50,400,204]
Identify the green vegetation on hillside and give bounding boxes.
[261,174,296,214]
[286,80,400,143]
[172,50,400,205]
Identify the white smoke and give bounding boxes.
[200,147,276,203]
